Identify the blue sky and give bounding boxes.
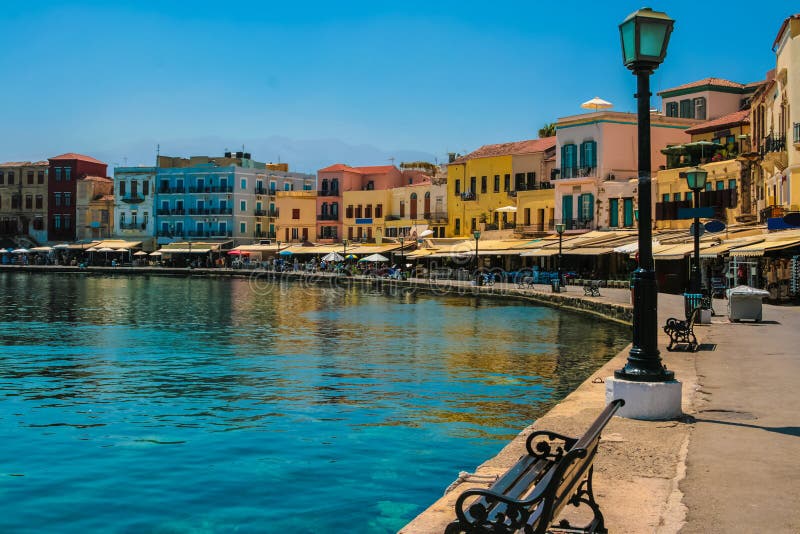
[0,1,792,173]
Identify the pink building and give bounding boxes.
[315,164,404,242]
[657,77,761,121]
[553,111,698,231]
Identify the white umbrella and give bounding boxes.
[12,248,30,254]
[86,246,99,252]
[495,205,517,213]
[133,251,148,256]
[96,247,115,252]
[322,252,344,262]
[0,248,8,253]
[149,251,163,256]
[53,243,70,249]
[115,248,128,253]
[419,229,434,237]
[581,96,613,112]
[359,253,389,262]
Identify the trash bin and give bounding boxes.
[727,285,770,322]
[551,279,561,293]
[684,293,703,319]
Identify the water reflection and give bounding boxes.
[0,272,628,533]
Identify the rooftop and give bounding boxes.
[773,13,800,50]
[318,163,398,174]
[451,137,556,164]
[49,153,107,165]
[685,109,750,135]
[81,175,112,182]
[657,78,756,97]
[0,161,48,167]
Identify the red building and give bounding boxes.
[47,153,108,242]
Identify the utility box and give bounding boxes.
[727,285,769,322]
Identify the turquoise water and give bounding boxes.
[0,273,628,533]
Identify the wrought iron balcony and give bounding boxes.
[317,189,340,197]
[121,195,145,204]
[317,213,339,221]
[255,187,267,195]
[760,134,786,155]
[118,222,146,230]
[460,191,476,201]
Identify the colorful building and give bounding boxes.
[276,190,317,243]
[384,181,448,239]
[446,137,555,238]
[315,164,405,242]
[113,166,156,248]
[553,111,697,232]
[75,176,114,240]
[658,77,761,121]
[47,153,109,242]
[0,161,48,243]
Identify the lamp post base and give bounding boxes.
[606,376,682,420]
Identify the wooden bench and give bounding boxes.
[446,399,624,534]
[583,280,601,297]
[664,307,700,352]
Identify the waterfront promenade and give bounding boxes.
[402,287,800,533]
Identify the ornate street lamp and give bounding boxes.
[684,167,708,293]
[555,223,566,288]
[473,230,481,286]
[614,7,676,386]
[399,236,405,275]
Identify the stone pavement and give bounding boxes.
[401,284,800,533]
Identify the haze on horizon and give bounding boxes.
[0,0,790,173]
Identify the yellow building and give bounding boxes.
[275,190,317,243]
[655,109,753,230]
[0,161,48,243]
[446,137,556,237]
[384,182,448,238]
[76,176,114,240]
[341,189,392,242]
[515,189,556,233]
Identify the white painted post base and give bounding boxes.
[698,309,712,324]
[605,377,683,420]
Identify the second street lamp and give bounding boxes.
[555,223,566,290]
[684,167,708,294]
[473,230,481,286]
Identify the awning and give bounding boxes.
[160,248,213,254]
[653,243,707,260]
[520,249,559,257]
[730,236,800,257]
[405,249,437,259]
[477,249,522,256]
[564,247,615,256]
[699,237,764,258]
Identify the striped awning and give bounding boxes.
[698,237,764,258]
[519,249,559,257]
[563,247,615,256]
[729,236,800,257]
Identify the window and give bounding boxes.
[716,181,724,191]
[55,168,62,181]
[493,175,500,192]
[292,208,300,219]
[284,182,290,191]
[27,172,34,185]
[527,172,536,188]
[54,193,62,207]
[679,99,693,118]
[481,176,487,194]
[705,182,712,191]
[662,193,670,202]
[64,168,71,181]
[375,204,382,218]
[666,102,678,117]
[240,222,246,233]
[10,194,20,209]
[8,171,15,185]
[355,205,362,218]
[63,214,71,228]
[454,218,460,235]
[346,205,353,218]
[580,141,597,170]
[240,178,247,189]
[673,192,681,201]
[561,144,578,177]
[143,181,149,196]
[515,173,525,189]
[292,228,299,240]
[609,198,619,227]
[119,181,126,197]
[399,201,405,217]
[623,198,634,227]
[0,171,4,184]
[54,214,62,229]
[365,205,372,218]
[25,195,32,209]
[470,176,476,193]
[578,193,594,220]
[38,171,45,184]
[686,191,693,201]
[693,97,706,120]
[454,179,461,195]
[504,174,510,191]
[35,195,43,209]
[331,202,338,217]
[728,179,736,190]
[470,217,476,231]
[240,200,246,212]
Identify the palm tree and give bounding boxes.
[538,123,556,138]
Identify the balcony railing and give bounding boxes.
[760,134,786,155]
[513,182,554,193]
[255,187,267,195]
[460,191,476,201]
[118,222,146,230]
[423,211,447,222]
[794,123,800,145]
[254,209,267,216]
[188,208,233,215]
[158,187,185,194]
[317,189,340,197]
[760,204,786,223]
[553,218,593,230]
[655,189,738,221]
[318,213,339,221]
[121,195,145,204]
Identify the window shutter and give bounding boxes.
[587,193,594,220]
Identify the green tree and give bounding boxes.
[538,123,556,138]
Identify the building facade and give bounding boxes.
[47,153,109,242]
[384,181,448,239]
[75,176,114,240]
[658,77,760,121]
[0,161,48,243]
[113,166,156,248]
[553,111,697,232]
[276,190,317,243]
[446,138,556,238]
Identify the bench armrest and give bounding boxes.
[525,430,578,458]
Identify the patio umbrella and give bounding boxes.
[149,251,163,256]
[228,250,250,256]
[345,254,358,260]
[96,247,115,263]
[419,229,434,237]
[322,252,344,262]
[0,248,7,253]
[581,96,613,112]
[279,250,294,256]
[133,251,148,256]
[495,205,517,213]
[685,140,721,161]
[359,253,389,262]
[12,248,30,254]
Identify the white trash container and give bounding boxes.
[726,285,769,322]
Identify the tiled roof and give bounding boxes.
[48,153,107,165]
[98,195,115,202]
[81,175,112,182]
[0,160,48,167]
[318,163,398,174]
[451,137,556,164]
[318,163,354,173]
[685,109,750,135]
[657,78,746,96]
[773,14,800,50]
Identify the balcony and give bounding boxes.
[255,187,267,195]
[119,222,146,230]
[760,134,786,156]
[760,205,786,223]
[655,189,738,221]
[794,123,800,147]
[553,218,593,230]
[317,189,340,197]
[460,191,476,201]
[254,209,267,217]
[121,195,145,204]
[421,211,447,222]
[158,187,185,194]
[318,213,339,221]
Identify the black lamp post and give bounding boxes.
[473,230,481,285]
[685,167,708,293]
[555,223,566,286]
[399,236,405,274]
[615,7,675,383]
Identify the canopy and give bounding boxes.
[359,253,389,262]
[149,251,163,256]
[581,96,613,111]
[0,248,8,253]
[31,246,53,253]
[519,249,559,257]
[133,251,149,256]
[52,243,70,249]
[228,250,251,256]
[279,250,294,256]
[495,205,517,213]
[322,252,344,262]
[96,247,116,252]
[729,236,800,257]
[12,248,30,254]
